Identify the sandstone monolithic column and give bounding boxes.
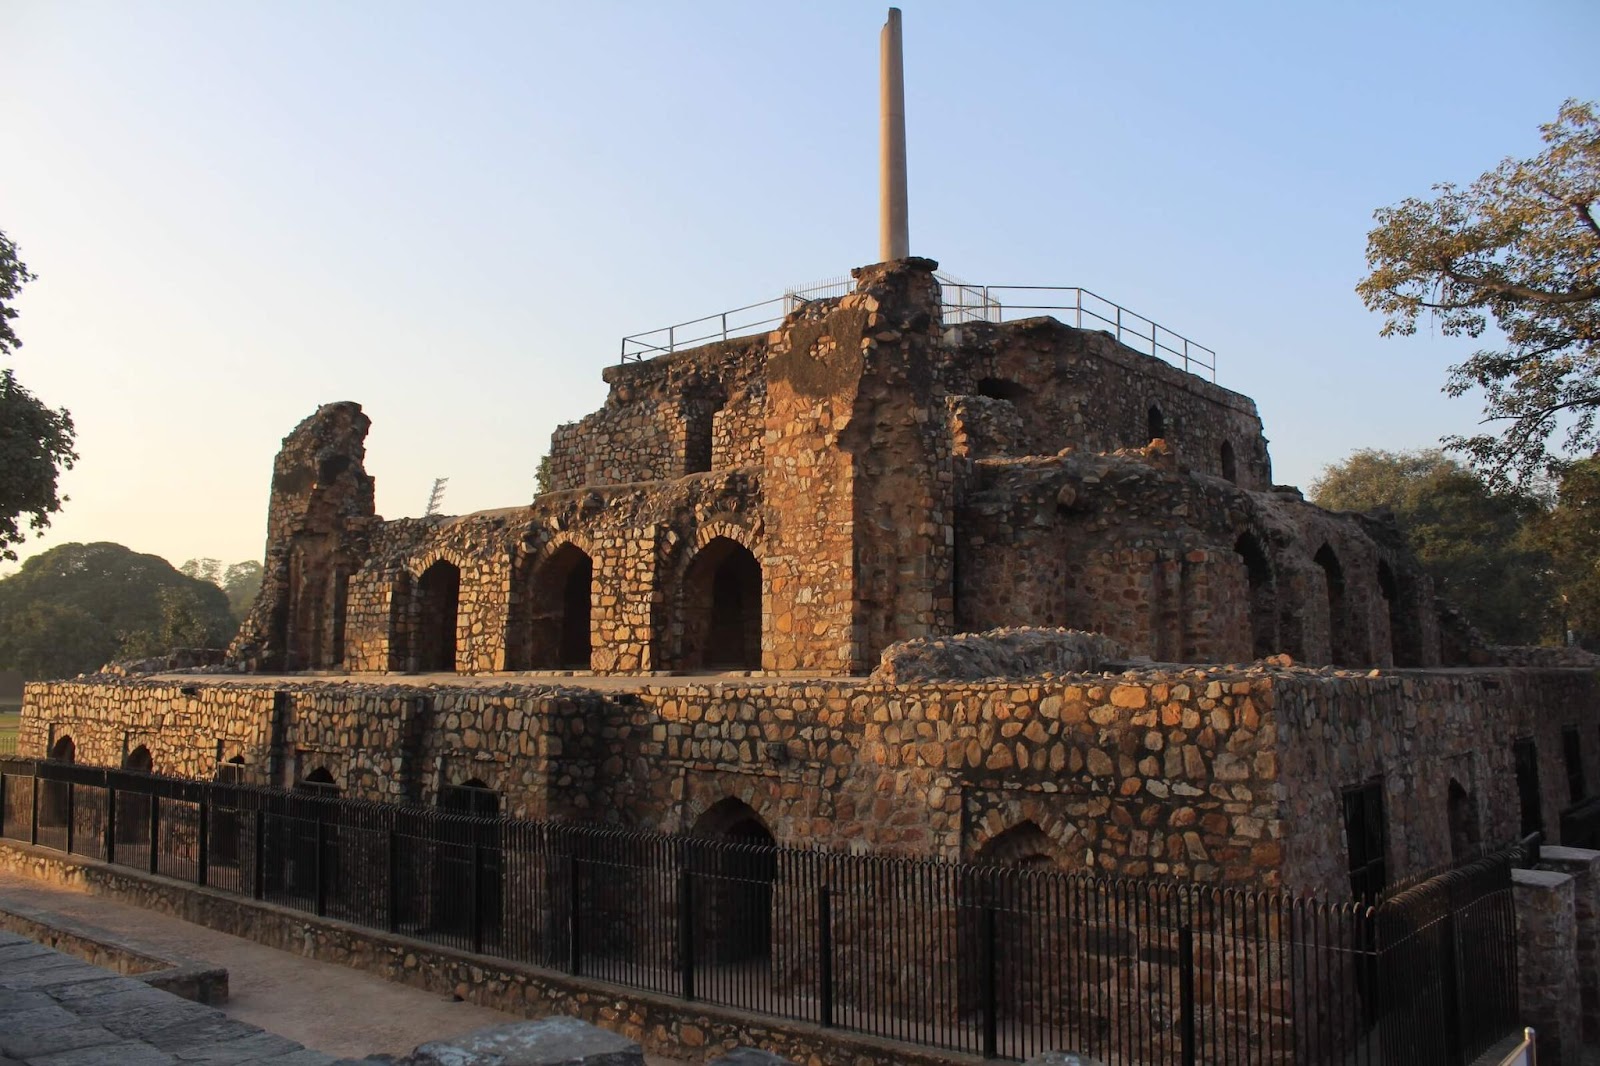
[879,7,909,261]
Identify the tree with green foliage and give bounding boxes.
[0,542,236,678]
[0,229,77,560]
[1310,449,1556,645]
[1357,100,1600,485]
[1529,455,1600,649]
[181,557,263,621]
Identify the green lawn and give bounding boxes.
[0,704,19,755]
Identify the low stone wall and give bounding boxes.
[0,839,978,1066]
[22,665,1600,894]
[0,893,229,1004]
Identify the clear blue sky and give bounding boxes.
[2,0,1596,573]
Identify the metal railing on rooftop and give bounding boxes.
[619,275,1218,382]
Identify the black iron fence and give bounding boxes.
[0,757,1519,1065]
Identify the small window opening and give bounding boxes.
[976,378,1029,402]
[1147,405,1165,442]
[1220,440,1238,483]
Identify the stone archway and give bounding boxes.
[690,798,777,965]
[437,777,503,944]
[416,561,461,672]
[510,543,593,670]
[1315,543,1354,666]
[39,736,74,832]
[1235,532,1277,660]
[118,745,155,847]
[680,537,762,670]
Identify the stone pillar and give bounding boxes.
[1513,867,1581,1065]
[1539,846,1600,1045]
[878,7,909,261]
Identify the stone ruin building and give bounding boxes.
[18,255,1600,904]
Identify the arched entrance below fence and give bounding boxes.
[117,746,154,848]
[39,736,74,832]
[690,798,776,965]
[436,778,503,946]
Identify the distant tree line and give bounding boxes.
[0,543,261,680]
[1311,449,1599,650]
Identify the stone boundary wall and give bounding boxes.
[19,680,277,779]
[22,666,1600,893]
[0,840,978,1066]
[1276,668,1600,895]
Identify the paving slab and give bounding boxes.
[0,870,688,1063]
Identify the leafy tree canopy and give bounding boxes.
[1310,449,1555,645]
[0,542,235,679]
[181,557,263,620]
[1357,100,1600,485]
[1,229,77,560]
[1529,455,1600,649]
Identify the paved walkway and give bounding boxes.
[0,871,684,1063]
[0,928,350,1066]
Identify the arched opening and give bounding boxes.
[1376,560,1401,667]
[1220,440,1238,484]
[967,821,1065,1027]
[289,767,338,906]
[39,736,74,836]
[1234,532,1276,659]
[1147,404,1166,443]
[1448,779,1481,864]
[511,545,593,670]
[680,537,762,670]
[976,820,1058,868]
[437,778,503,945]
[416,561,461,672]
[210,756,248,876]
[690,798,777,965]
[977,377,1029,402]
[298,766,339,796]
[1314,543,1353,666]
[115,745,157,850]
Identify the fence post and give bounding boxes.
[387,828,400,934]
[471,841,484,955]
[819,885,834,1028]
[64,783,74,854]
[148,794,160,874]
[105,787,116,864]
[1179,924,1197,1066]
[314,815,327,916]
[197,800,209,887]
[1441,903,1464,1064]
[677,864,695,1001]
[981,901,998,1059]
[252,809,266,900]
[566,854,582,976]
[0,773,6,839]
[30,774,38,846]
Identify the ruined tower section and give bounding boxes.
[761,258,955,672]
[228,401,376,671]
